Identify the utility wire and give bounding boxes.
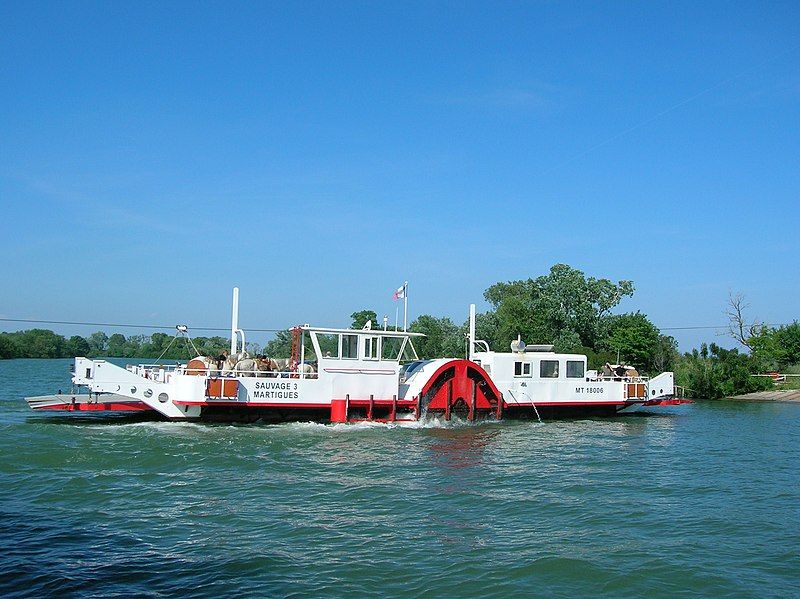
[0,317,282,333]
[659,324,789,331]
[0,317,791,334]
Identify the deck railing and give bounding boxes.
[126,363,319,380]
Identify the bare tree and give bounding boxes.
[726,292,760,348]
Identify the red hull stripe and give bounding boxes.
[37,402,152,412]
[174,401,330,408]
[174,399,417,408]
[322,368,395,374]
[506,401,626,407]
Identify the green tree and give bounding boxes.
[652,334,679,373]
[22,329,67,358]
[195,336,233,357]
[123,335,148,357]
[484,263,634,350]
[66,335,91,357]
[750,322,800,371]
[473,311,500,349]
[264,329,293,358]
[88,331,108,355]
[107,333,127,356]
[0,333,20,359]
[674,343,772,399]
[350,310,378,330]
[599,312,662,372]
[410,315,464,359]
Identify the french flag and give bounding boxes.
[393,283,406,300]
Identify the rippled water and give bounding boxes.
[1,359,799,597]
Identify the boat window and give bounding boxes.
[566,360,585,378]
[540,360,559,378]
[341,334,358,359]
[514,361,531,377]
[363,336,380,360]
[316,333,339,359]
[382,336,403,360]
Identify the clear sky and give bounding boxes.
[1,1,798,351]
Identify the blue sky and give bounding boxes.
[1,1,798,351]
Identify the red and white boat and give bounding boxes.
[26,289,688,422]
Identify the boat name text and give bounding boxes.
[252,380,299,400]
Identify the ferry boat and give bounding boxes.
[25,289,688,422]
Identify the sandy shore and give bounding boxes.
[727,390,800,402]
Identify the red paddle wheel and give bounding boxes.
[419,360,503,420]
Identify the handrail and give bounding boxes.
[127,364,320,379]
[590,375,651,383]
[473,340,491,353]
[751,373,800,377]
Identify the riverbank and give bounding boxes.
[727,390,800,402]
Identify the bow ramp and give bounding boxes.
[66,358,202,419]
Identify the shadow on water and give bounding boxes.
[610,410,685,420]
[26,412,163,426]
[27,407,686,429]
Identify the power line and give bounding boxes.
[0,317,791,334]
[659,325,730,331]
[0,317,283,333]
[659,323,790,331]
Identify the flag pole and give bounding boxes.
[403,281,408,331]
[395,304,399,331]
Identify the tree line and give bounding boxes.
[3,264,797,399]
[0,330,234,361]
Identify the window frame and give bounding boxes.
[514,361,532,377]
[566,360,585,379]
[341,334,359,360]
[539,359,560,379]
[363,336,380,361]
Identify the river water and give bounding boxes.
[1,358,798,597]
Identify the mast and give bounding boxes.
[230,287,239,355]
[469,303,476,361]
[403,281,408,332]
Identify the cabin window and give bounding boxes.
[567,360,585,378]
[363,336,380,360]
[514,361,531,377]
[342,334,358,359]
[381,337,403,360]
[316,333,339,359]
[540,360,559,378]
